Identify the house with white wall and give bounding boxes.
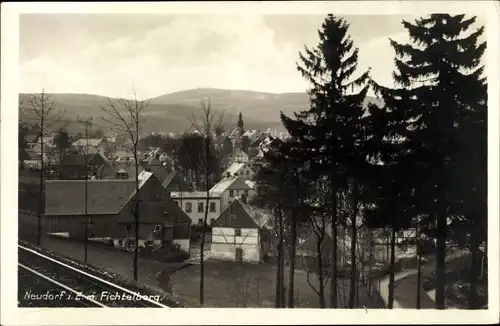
[230,148,249,164]
[72,137,110,155]
[170,191,222,226]
[222,162,255,181]
[211,198,272,263]
[210,175,253,211]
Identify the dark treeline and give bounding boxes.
[251,14,487,309]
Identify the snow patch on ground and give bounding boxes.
[47,232,69,238]
[188,246,212,264]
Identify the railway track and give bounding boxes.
[18,244,168,308]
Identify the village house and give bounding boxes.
[242,129,260,145]
[43,171,192,252]
[230,148,250,164]
[59,152,112,179]
[24,133,39,150]
[222,162,255,181]
[214,136,233,155]
[170,191,222,226]
[211,198,272,263]
[72,137,110,156]
[256,135,282,159]
[369,228,417,263]
[162,170,192,192]
[141,155,171,184]
[210,175,253,210]
[296,222,349,273]
[114,150,134,162]
[28,135,56,156]
[20,149,49,169]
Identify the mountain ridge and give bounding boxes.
[19,88,382,134]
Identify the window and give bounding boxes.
[229,190,234,197]
[174,201,179,206]
[126,224,131,232]
[235,228,242,236]
[209,202,216,212]
[246,170,250,176]
[185,202,192,212]
[198,202,204,213]
[230,214,236,220]
[397,230,404,238]
[198,218,203,225]
[210,218,216,225]
[244,190,248,196]
[154,225,161,232]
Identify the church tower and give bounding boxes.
[237,112,244,131]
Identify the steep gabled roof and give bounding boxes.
[99,162,145,180]
[224,162,245,175]
[45,171,154,216]
[162,170,191,191]
[144,157,170,183]
[212,198,265,229]
[214,136,230,146]
[210,175,251,193]
[45,179,137,216]
[25,134,38,143]
[72,138,104,148]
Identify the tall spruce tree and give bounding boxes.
[281,14,371,308]
[372,14,486,309]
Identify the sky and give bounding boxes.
[19,14,485,100]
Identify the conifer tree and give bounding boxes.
[281,14,371,308]
[372,14,486,309]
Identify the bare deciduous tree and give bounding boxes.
[188,98,223,306]
[100,88,147,281]
[21,90,65,245]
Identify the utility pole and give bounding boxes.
[79,116,93,264]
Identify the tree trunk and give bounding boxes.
[388,226,396,309]
[278,208,286,308]
[84,172,88,263]
[317,239,326,308]
[435,213,446,309]
[37,128,44,246]
[468,223,480,309]
[199,136,211,307]
[330,184,338,308]
[133,148,139,282]
[349,220,357,308]
[287,209,297,308]
[416,219,422,309]
[368,233,373,292]
[275,209,282,308]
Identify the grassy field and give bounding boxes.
[170,259,381,308]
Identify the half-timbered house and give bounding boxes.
[211,198,271,263]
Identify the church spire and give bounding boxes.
[237,112,244,130]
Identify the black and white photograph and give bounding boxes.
[1,1,499,325]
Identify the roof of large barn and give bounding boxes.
[44,171,153,216]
